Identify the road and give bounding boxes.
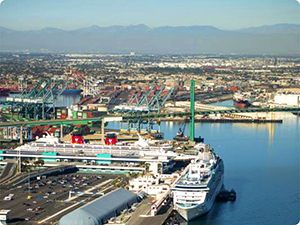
[0,162,17,184]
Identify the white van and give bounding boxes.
[4,196,12,201]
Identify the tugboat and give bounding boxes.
[194,136,204,143]
[173,124,204,143]
[173,128,189,141]
[292,112,300,116]
[216,188,236,202]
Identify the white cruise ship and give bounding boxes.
[172,143,224,221]
[14,133,178,158]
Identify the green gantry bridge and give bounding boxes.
[0,117,104,128]
[0,107,299,128]
[1,80,300,143]
[121,107,300,120]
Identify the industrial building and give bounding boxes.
[59,188,138,225]
[274,93,300,106]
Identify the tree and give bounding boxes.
[34,159,45,167]
[21,158,32,172]
[21,158,29,165]
[158,163,162,174]
[145,163,151,173]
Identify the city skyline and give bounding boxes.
[0,0,299,30]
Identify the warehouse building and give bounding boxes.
[59,188,138,225]
[274,93,300,106]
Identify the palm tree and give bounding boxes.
[21,158,29,165]
[157,163,162,174]
[21,158,32,172]
[34,159,45,167]
[144,163,151,174]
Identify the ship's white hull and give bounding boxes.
[176,201,210,221]
[175,174,224,221]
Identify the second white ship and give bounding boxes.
[172,143,224,221]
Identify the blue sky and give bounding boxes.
[0,0,299,30]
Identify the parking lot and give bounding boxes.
[0,172,122,224]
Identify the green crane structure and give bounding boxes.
[2,78,71,120]
[137,85,156,106]
[189,80,195,142]
[148,85,175,113]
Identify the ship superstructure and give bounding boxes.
[172,143,224,221]
[233,92,251,108]
[15,134,178,158]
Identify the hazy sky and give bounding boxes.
[0,0,299,30]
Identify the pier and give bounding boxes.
[126,198,174,225]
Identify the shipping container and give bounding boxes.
[83,113,88,119]
[72,111,78,119]
[161,90,168,96]
[82,111,93,118]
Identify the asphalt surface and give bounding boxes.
[126,198,173,225]
[0,172,120,224]
[0,163,13,179]
[126,197,153,225]
[0,162,16,183]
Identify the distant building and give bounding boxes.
[129,175,158,193]
[274,93,300,106]
[129,173,179,195]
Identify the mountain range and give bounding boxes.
[0,24,299,54]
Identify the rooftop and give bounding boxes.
[59,188,138,225]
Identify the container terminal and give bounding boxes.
[0,53,300,225]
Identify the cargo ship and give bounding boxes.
[233,99,251,108]
[233,93,251,108]
[172,143,224,221]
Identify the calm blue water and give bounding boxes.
[108,101,300,225]
[55,94,81,107]
[186,112,299,225]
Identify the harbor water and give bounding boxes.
[108,101,300,225]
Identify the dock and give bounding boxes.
[126,198,173,225]
[160,117,283,123]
